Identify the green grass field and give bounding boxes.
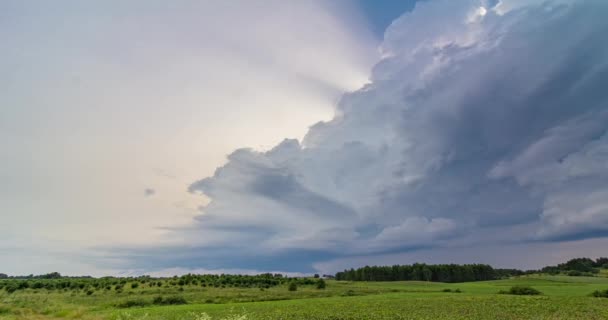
[2,275,608,320]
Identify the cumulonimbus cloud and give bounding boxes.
[129,0,608,272]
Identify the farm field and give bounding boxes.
[1,275,608,320]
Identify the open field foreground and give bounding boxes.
[1,276,608,320]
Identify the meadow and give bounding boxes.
[1,275,608,320]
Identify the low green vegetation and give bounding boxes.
[498,286,542,296]
[1,275,608,319]
[592,289,608,298]
[2,258,608,319]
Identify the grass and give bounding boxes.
[2,275,608,319]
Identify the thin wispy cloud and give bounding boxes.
[0,0,376,276]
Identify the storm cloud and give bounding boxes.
[122,0,608,273]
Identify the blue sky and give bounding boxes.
[356,0,420,37]
[2,0,608,277]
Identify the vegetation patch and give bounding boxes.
[498,286,542,296]
[0,306,12,315]
[116,299,151,308]
[591,289,608,298]
[153,296,188,305]
[315,279,326,290]
[288,282,298,292]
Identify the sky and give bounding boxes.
[1,0,608,277]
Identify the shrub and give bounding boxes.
[86,290,94,296]
[442,288,452,292]
[567,270,583,277]
[591,289,608,298]
[341,289,356,296]
[316,279,326,290]
[288,282,297,291]
[5,284,18,294]
[498,286,542,295]
[454,288,462,293]
[153,296,187,305]
[116,299,150,308]
[130,283,139,289]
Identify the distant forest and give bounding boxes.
[335,264,511,283]
[335,257,608,283]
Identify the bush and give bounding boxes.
[454,288,462,293]
[591,289,608,298]
[341,289,356,296]
[442,288,452,292]
[130,283,139,289]
[567,270,583,276]
[5,284,18,294]
[153,296,187,305]
[116,299,150,308]
[288,282,297,291]
[498,286,542,296]
[316,279,326,290]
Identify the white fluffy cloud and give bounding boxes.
[121,0,608,273]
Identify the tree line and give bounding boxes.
[334,263,506,283]
[2,257,607,293]
[335,257,608,282]
[541,257,608,276]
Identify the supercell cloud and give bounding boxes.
[127,0,608,273]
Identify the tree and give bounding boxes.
[422,266,432,282]
[595,257,608,268]
[559,258,595,272]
